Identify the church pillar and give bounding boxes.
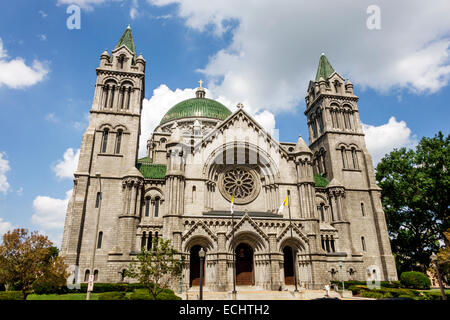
[268,233,282,290]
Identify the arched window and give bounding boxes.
[121,269,126,282]
[84,270,90,282]
[97,231,103,249]
[361,202,365,216]
[361,236,366,251]
[321,152,327,174]
[341,147,347,168]
[317,156,322,174]
[95,192,102,208]
[320,203,325,222]
[321,235,325,251]
[329,198,335,221]
[101,129,109,153]
[147,232,153,250]
[351,148,358,169]
[192,186,196,203]
[311,117,318,138]
[141,231,146,249]
[154,197,160,217]
[145,197,150,217]
[330,236,335,252]
[93,270,99,282]
[115,130,123,154]
[317,110,324,133]
[118,55,125,69]
[325,235,330,252]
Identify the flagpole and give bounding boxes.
[287,193,299,292]
[231,197,237,296]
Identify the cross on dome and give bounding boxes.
[198,79,203,88]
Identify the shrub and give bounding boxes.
[0,291,23,300]
[98,292,126,300]
[128,288,181,300]
[70,282,149,293]
[361,291,384,299]
[423,291,450,300]
[32,280,69,295]
[400,271,431,290]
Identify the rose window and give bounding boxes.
[219,167,260,204]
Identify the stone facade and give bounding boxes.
[61,30,398,291]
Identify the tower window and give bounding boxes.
[192,186,196,203]
[361,236,366,251]
[361,202,365,216]
[120,269,126,282]
[320,203,325,222]
[351,148,358,169]
[341,147,347,168]
[115,130,123,154]
[95,192,102,208]
[145,197,150,217]
[97,231,103,249]
[321,235,325,251]
[147,232,153,250]
[101,129,109,153]
[141,231,146,249]
[154,197,160,217]
[330,236,335,252]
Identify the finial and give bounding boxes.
[198,79,203,88]
[321,52,325,56]
[127,24,131,29]
[237,103,244,109]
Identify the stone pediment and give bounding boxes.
[277,223,309,243]
[182,220,218,242]
[226,213,268,241]
[192,108,290,158]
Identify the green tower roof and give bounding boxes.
[315,53,335,81]
[137,157,167,179]
[115,26,137,62]
[160,97,232,125]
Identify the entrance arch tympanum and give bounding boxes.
[235,243,254,286]
[189,245,205,286]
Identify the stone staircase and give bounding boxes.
[180,286,344,300]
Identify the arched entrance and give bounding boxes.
[189,245,205,286]
[283,246,295,285]
[235,243,254,286]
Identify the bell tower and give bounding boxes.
[304,53,398,281]
[61,26,146,278]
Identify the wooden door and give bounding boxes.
[235,243,254,285]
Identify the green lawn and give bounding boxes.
[27,293,100,300]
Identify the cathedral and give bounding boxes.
[61,26,398,292]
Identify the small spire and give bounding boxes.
[127,24,131,29]
[315,53,335,82]
[195,80,206,98]
[237,103,244,109]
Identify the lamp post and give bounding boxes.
[339,259,344,296]
[431,253,447,301]
[199,248,205,300]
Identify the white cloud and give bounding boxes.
[139,84,276,157]
[363,117,418,165]
[0,38,49,89]
[32,190,72,247]
[38,34,47,41]
[148,0,450,113]
[0,217,14,237]
[130,0,139,20]
[16,187,23,196]
[0,152,11,195]
[45,112,59,123]
[38,10,48,18]
[52,148,80,179]
[56,0,106,11]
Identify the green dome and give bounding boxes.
[160,98,232,125]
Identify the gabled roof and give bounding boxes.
[193,107,290,158]
[137,157,166,179]
[114,26,137,63]
[315,53,335,82]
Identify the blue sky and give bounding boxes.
[0,0,449,245]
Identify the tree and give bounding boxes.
[0,229,68,300]
[125,237,183,300]
[376,131,449,274]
